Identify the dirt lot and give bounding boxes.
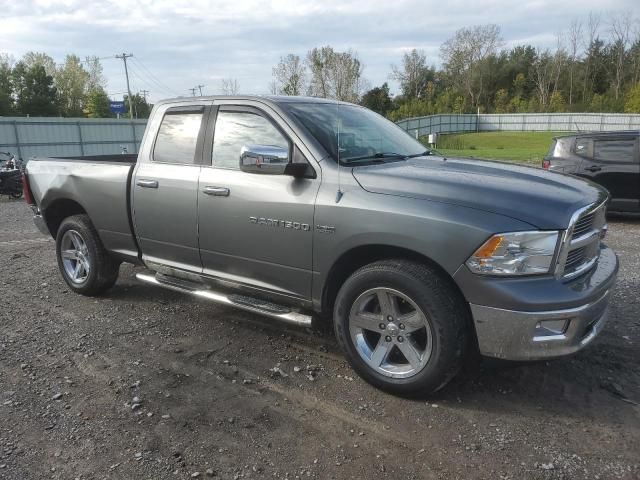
[0,198,638,480]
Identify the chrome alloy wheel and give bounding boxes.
[348,287,434,378]
[60,230,90,284]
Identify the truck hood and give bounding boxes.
[352,156,608,229]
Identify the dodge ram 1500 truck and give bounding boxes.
[24,96,618,394]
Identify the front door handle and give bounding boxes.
[136,179,159,188]
[203,186,230,197]
[585,166,602,172]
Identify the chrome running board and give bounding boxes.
[135,272,312,327]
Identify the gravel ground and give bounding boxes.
[1,197,639,480]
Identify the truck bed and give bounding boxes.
[26,155,140,262]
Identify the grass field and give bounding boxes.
[423,131,568,166]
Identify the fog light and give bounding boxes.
[533,319,569,341]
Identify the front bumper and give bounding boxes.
[457,245,618,361]
[470,289,610,360]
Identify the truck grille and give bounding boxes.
[557,201,607,280]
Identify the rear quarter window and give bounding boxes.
[574,137,593,158]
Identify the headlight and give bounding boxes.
[466,231,559,276]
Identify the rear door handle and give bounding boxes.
[585,166,602,172]
[203,186,230,197]
[136,179,159,188]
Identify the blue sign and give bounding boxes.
[109,101,126,114]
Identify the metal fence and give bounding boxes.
[0,117,148,161]
[396,113,640,138]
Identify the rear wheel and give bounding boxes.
[333,260,468,395]
[56,214,120,296]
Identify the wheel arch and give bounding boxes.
[43,198,88,238]
[320,244,473,329]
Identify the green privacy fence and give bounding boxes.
[0,117,148,160]
[396,113,640,138]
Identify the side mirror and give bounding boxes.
[240,144,289,175]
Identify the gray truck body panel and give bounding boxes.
[26,95,618,361]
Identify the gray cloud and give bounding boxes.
[2,0,638,102]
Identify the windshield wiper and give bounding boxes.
[406,150,432,158]
[343,152,409,163]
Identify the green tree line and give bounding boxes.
[0,52,151,118]
[270,13,640,118]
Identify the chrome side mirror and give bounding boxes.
[239,144,289,175]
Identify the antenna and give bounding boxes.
[335,103,344,203]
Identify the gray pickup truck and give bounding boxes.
[24,96,618,394]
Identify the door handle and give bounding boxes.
[585,166,602,172]
[203,186,230,197]
[136,179,159,188]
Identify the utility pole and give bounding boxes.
[116,53,134,119]
[188,87,197,96]
[140,89,149,102]
[196,84,205,96]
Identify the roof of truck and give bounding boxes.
[155,95,356,107]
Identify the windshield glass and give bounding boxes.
[285,103,428,164]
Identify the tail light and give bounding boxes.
[22,173,35,205]
[542,159,550,169]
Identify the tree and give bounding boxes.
[494,88,510,112]
[390,49,434,99]
[549,90,567,112]
[360,83,393,115]
[307,46,364,102]
[123,93,151,119]
[582,12,601,102]
[55,54,89,116]
[624,82,640,112]
[567,19,582,105]
[440,24,503,109]
[83,86,110,118]
[21,51,56,76]
[0,53,14,115]
[84,56,106,91]
[272,54,306,95]
[12,62,58,116]
[221,78,239,95]
[608,12,632,100]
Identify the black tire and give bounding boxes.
[55,214,120,296]
[333,259,469,396]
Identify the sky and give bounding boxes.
[1,0,639,103]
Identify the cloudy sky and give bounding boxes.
[2,0,639,102]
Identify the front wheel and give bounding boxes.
[333,260,469,395]
[55,214,120,296]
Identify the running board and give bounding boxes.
[135,272,312,327]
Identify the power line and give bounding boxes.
[130,57,181,97]
[140,89,149,101]
[188,87,197,96]
[196,84,205,96]
[127,61,175,98]
[115,53,134,119]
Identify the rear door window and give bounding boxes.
[593,138,637,163]
[574,137,593,158]
[153,108,204,164]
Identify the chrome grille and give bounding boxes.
[557,201,607,280]
[572,211,596,238]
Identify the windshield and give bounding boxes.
[285,103,428,164]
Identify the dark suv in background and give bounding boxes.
[543,131,639,213]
